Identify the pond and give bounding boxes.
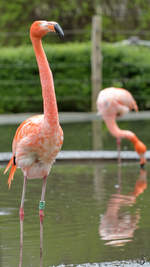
[0,117,150,266]
[0,161,150,267]
[0,119,149,152]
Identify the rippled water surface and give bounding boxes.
[0,162,150,266]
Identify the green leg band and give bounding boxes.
[39,201,45,210]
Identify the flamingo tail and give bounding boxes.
[4,156,17,188]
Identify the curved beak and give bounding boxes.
[140,156,146,169]
[140,163,145,169]
[54,23,64,39]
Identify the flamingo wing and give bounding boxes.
[115,88,138,112]
[4,114,63,186]
[12,114,44,152]
[97,87,138,118]
[4,115,44,187]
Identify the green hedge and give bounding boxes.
[102,43,150,110]
[0,42,150,113]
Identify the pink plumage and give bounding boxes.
[97,87,146,166]
[4,21,64,223]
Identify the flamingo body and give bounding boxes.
[97,87,147,166]
[4,21,64,186]
[4,20,64,266]
[11,114,63,179]
[97,87,138,120]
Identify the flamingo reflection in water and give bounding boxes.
[99,167,147,246]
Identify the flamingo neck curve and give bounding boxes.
[104,116,135,140]
[104,116,147,164]
[31,36,59,127]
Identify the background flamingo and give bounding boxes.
[4,20,64,266]
[97,87,147,167]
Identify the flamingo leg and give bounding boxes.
[39,176,47,267]
[19,175,27,267]
[117,163,122,194]
[19,219,23,267]
[20,175,27,221]
[116,138,121,165]
[39,176,47,221]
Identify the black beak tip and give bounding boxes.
[140,163,145,169]
[54,23,64,39]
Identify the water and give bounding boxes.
[0,118,149,266]
[0,119,149,151]
[0,162,150,266]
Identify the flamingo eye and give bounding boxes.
[39,21,48,29]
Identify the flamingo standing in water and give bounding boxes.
[97,87,147,167]
[4,20,64,266]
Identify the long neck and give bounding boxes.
[104,116,146,162]
[31,36,59,126]
[104,116,135,140]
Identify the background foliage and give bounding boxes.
[1,1,150,113]
[1,0,150,45]
[0,42,150,113]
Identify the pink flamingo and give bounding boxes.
[4,21,64,266]
[97,87,147,167]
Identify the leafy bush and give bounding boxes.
[0,42,150,113]
[0,43,91,113]
[102,43,150,110]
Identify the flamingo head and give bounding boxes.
[30,21,64,39]
[133,138,147,168]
